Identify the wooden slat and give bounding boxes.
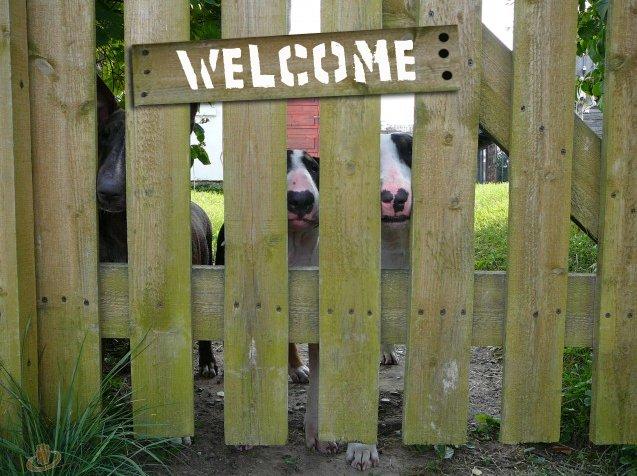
[318,0,382,444]
[27,0,100,417]
[99,265,597,347]
[125,0,193,438]
[130,26,460,105]
[222,0,289,445]
[590,0,637,445]
[500,0,578,443]
[382,4,602,242]
[402,0,480,445]
[0,0,38,438]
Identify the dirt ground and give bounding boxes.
[165,346,616,475]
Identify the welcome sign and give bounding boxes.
[130,26,459,105]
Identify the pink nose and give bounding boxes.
[381,187,411,217]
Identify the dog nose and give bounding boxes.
[97,180,122,203]
[381,187,411,215]
[393,188,409,211]
[288,190,315,216]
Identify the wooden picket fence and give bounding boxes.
[1,0,635,446]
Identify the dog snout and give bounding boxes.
[288,190,315,217]
[380,187,411,217]
[97,178,123,205]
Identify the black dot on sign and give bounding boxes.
[611,192,617,198]
[61,296,67,303]
[561,148,566,155]
[439,32,449,42]
[556,308,561,315]
[442,71,453,80]
[605,312,611,318]
[84,299,90,306]
[628,312,633,319]
[142,49,149,56]
[533,311,539,318]
[348,308,354,315]
[144,69,151,75]
[141,91,148,98]
[367,310,373,316]
[233,301,239,309]
[428,10,434,17]
[276,305,281,312]
[539,125,545,132]
[521,105,526,111]
[256,302,261,309]
[461,309,466,316]
[42,297,48,303]
[440,308,446,316]
[468,58,474,66]
[418,309,424,315]
[327,308,333,314]
[19,80,24,89]
[439,48,449,58]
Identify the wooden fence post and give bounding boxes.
[403,0,481,444]
[27,0,101,417]
[125,0,194,438]
[590,0,637,445]
[222,0,289,446]
[0,0,39,438]
[500,0,578,443]
[318,0,382,444]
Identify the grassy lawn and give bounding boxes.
[193,182,598,272]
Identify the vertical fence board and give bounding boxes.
[402,0,481,445]
[125,0,193,437]
[222,0,289,445]
[590,0,637,445]
[27,0,100,417]
[318,0,382,443]
[501,0,578,443]
[0,0,38,437]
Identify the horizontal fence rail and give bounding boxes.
[99,264,597,347]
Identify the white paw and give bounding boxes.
[380,349,399,366]
[234,445,254,451]
[346,443,379,471]
[288,364,310,384]
[170,436,192,446]
[305,421,338,454]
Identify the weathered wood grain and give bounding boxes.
[318,0,383,444]
[590,0,637,445]
[131,26,460,105]
[99,266,596,346]
[125,0,194,438]
[402,0,481,445]
[222,0,289,446]
[0,0,38,438]
[501,0,578,444]
[27,0,100,418]
[382,3,602,242]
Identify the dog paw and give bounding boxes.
[346,443,379,471]
[305,423,338,454]
[288,364,310,384]
[234,445,254,451]
[199,361,218,378]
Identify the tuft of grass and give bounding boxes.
[0,345,176,475]
[561,348,593,444]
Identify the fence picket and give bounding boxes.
[222,0,289,445]
[589,0,637,444]
[402,0,481,445]
[27,0,101,418]
[125,0,194,438]
[501,0,578,443]
[0,0,38,438]
[318,0,383,443]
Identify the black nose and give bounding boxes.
[393,188,409,212]
[288,190,315,216]
[97,179,123,204]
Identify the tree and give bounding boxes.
[96,0,221,165]
[577,0,607,108]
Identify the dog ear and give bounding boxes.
[190,103,199,133]
[96,75,118,128]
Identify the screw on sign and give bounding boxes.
[26,444,62,472]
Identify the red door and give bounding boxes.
[287,99,320,157]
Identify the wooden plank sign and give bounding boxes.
[130,26,459,105]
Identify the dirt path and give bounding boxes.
[166,346,613,475]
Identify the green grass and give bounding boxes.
[191,184,224,249]
[1,346,176,475]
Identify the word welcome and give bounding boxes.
[131,26,459,105]
[177,39,416,90]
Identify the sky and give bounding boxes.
[289,0,515,127]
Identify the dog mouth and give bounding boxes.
[97,200,125,214]
[288,217,318,227]
[381,215,410,223]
